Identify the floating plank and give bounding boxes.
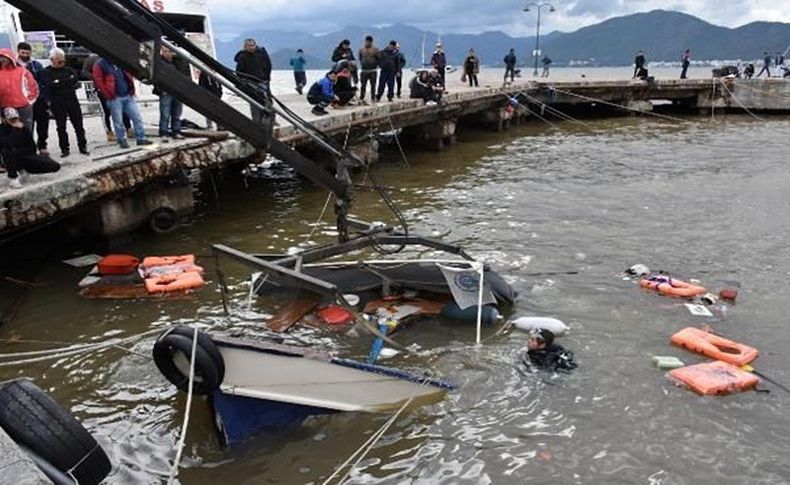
[266,299,320,333]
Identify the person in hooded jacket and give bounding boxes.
[1,107,60,189]
[16,42,48,154]
[376,41,399,102]
[40,48,88,157]
[0,48,39,134]
[522,329,577,372]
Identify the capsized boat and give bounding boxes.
[153,326,454,445]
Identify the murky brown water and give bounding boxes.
[1,112,790,484]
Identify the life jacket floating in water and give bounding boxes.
[668,360,760,395]
[671,327,758,367]
[145,271,205,294]
[640,275,707,298]
[140,255,196,270]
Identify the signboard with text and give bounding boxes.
[24,31,57,60]
[137,0,210,14]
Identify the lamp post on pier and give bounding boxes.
[523,2,555,77]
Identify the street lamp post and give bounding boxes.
[524,3,555,77]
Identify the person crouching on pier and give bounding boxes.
[1,107,60,189]
[307,71,338,116]
[409,70,442,105]
[0,48,38,134]
[333,67,357,107]
[41,48,89,157]
[92,58,152,149]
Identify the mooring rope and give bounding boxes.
[321,396,415,485]
[387,113,412,168]
[167,326,199,484]
[515,91,593,128]
[717,79,767,122]
[545,86,690,123]
[0,329,162,367]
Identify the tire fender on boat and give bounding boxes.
[0,378,112,485]
[512,317,569,336]
[153,325,225,395]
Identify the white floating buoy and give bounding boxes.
[512,317,569,336]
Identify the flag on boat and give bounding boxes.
[437,264,496,310]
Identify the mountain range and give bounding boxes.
[215,10,790,69]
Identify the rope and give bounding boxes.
[545,86,690,123]
[167,326,199,484]
[515,91,593,128]
[302,193,334,246]
[717,79,766,122]
[0,329,163,366]
[387,113,411,168]
[321,396,414,485]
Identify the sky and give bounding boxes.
[208,0,790,40]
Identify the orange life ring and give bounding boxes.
[671,327,758,366]
[668,360,759,395]
[640,276,707,298]
[141,255,196,270]
[145,271,205,294]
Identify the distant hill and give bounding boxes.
[541,10,790,65]
[215,11,790,68]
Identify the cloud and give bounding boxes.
[207,0,790,40]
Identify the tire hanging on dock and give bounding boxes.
[0,378,112,485]
[153,325,225,395]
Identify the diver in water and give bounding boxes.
[523,329,577,372]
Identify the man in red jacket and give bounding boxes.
[92,58,151,149]
[0,48,38,133]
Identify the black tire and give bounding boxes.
[149,207,179,234]
[0,379,111,485]
[166,325,225,384]
[153,326,224,395]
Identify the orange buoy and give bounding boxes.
[140,255,196,270]
[670,327,758,366]
[145,271,205,294]
[640,275,707,298]
[668,361,759,395]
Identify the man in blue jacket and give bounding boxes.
[290,49,307,95]
[306,71,338,116]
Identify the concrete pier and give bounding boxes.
[1,77,788,239]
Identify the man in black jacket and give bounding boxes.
[504,48,517,84]
[376,41,399,102]
[40,48,88,157]
[332,39,358,85]
[234,38,273,124]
